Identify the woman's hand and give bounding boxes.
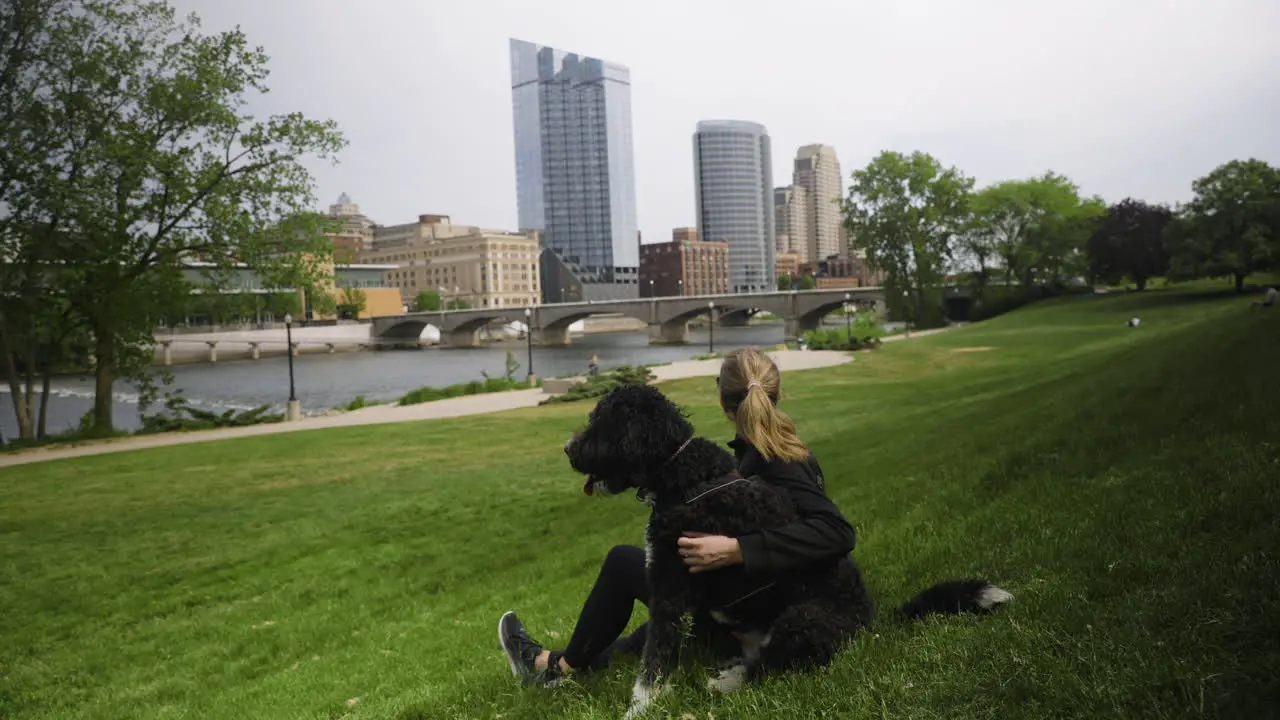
[677,532,742,573]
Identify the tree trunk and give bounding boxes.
[1135,276,1148,292]
[37,368,52,440]
[0,323,34,440]
[1234,272,1246,294]
[93,331,115,431]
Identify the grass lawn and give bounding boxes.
[2,287,1278,720]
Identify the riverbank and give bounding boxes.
[0,349,854,467]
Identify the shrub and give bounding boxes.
[801,327,883,351]
[398,377,528,406]
[802,312,885,350]
[341,395,371,412]
[138,396,283,434]
[540,365,656,405]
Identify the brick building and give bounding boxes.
[797,255,883,288]
[775,252,801,283]
[639,228,730,297]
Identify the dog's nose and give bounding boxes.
[564,436,575,454]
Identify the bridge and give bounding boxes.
[371,287,887,347]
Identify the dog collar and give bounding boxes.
[667,436,694,463]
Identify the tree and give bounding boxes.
[798,275,816,290]
[1,2,346,430]
[338,286,368,319]
[412,290,443,312]
[1167,159,1280,292]
[842,151,973,327]
[1087,199,1174,290]
[410,290,469,311]
[971,172,1105,290]
[776,274,792,291]
[955,215,999,298]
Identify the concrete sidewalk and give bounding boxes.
[0,349,857,469]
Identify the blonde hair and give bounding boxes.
[717,348,809,463]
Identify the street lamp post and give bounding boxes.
[902,289,911,338]
[524,307,536,385]
[284,312,299,421]
[649,279,655,298]
[844,292,853,347]
[677,279,684,296]
[708,300,716,355]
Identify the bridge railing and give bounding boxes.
[392,286,885,318]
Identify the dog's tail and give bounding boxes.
[893,578,1013,621]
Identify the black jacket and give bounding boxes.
[729,437,857,577]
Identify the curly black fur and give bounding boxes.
[566,384,1012,718]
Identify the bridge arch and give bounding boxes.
[788,297,873,338]
[377,319,433,342]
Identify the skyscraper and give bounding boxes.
[773,185,808,261]
[793,144,844,262]
[693,120,774,294]
[509,38,639,303]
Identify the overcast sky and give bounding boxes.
[171,0,1279,240]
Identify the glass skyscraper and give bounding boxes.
[510,38,639,303]
[693,120,775,294]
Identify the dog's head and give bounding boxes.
[564,383,693,498]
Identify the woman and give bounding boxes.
[499,348,856,685]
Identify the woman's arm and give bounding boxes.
[677,460,856,576]
[734,469,856,576]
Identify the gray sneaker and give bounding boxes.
[498,611,562,687]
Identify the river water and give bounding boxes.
[1,325,795,437]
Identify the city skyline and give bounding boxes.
[164,0,1280,247]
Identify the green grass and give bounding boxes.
[2,287,1278,719]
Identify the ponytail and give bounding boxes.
[719,349,809,463]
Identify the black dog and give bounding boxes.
[565,383,1012,719]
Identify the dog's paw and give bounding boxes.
[622,678,659,720]
[718,656,744,671]
[707,663,747,694]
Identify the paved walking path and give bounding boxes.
[0,348,868,469]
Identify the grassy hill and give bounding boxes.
[1,287,1277,719]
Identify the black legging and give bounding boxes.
[560,545,650,671]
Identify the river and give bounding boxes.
[1,324,796,438]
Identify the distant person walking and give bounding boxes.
[588,352,600,376]
[1251,286,1277,310]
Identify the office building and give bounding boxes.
[359,215,540,309]
[326,193,376,263]
[692,120,774,293]
[775,252,801,283]
[792,144,844,263]
[639,228,730,297]
[510,38,639,303]
[773,185,808,261]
